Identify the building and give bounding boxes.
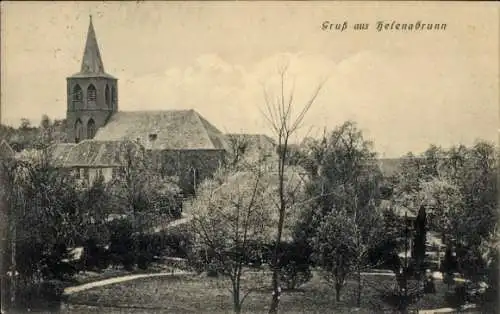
[54,16,230,193]
[0,140,15,160]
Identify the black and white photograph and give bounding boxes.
[0,2,498,313]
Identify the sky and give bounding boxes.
[1,1,498,157]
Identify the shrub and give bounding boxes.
[108,219,135,269]
[266,240,313,290]
[13,280,65,311]
[135,233,156,270]
[160,230,193,258]
[280,261,312,290]
[82,238,110,271]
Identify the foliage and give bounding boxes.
[313,207,384,303]
[108,141,182,232]
[268,240,313,290]
[107,219,135,270]
[391,142,498,285]
[0,116,67,152]
[10,279,66,311]
[296,121,384,304]
[189,165,276,313]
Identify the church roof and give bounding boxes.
[69,15,115,79]
[93,110,229,151]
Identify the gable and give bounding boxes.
[0,140,15,159]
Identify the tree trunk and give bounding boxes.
[335,282,342,302]
[232,275,242,314]
[233,286,241,314]
[269,269,279,314]
[10,230,16,308]
[356,268,361,307]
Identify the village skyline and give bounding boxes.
[1,1,498,158]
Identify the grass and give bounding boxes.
[64,271,456,313]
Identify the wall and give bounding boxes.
[72,167,114,184]
[151,149,226,194]
[66,76,118,143]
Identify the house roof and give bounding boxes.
[49,143,76,167]
[63,140,141,167]
[93,110,229,151]
[226,133,276,163]
[0,140,15,159]
[69,15,115,79]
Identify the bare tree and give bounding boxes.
[188,162,274,313]
[260,64,324,313]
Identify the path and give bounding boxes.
[153,214,193,233]
[63,270,195,295]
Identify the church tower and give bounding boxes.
[66,15,118,143]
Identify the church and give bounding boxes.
[50,16,275,193]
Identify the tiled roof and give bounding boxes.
[49,143,76,167]
[63,140,141,167]
[93,110,229,151]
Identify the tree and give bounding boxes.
[411,205,427,279]
[109,141,180,231]
[261,64,324,314]
[188,166,274,313]
[107,141,181,269]
[295,122,384,305]
[19,118,31,130]
[1,146,82,310]
[314,204,384,304]
[391,142,498,289]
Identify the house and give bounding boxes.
[0,140,15,160]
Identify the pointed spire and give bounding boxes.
[80,15,105,74]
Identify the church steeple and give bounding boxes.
[81,15,105,74]
[66,15,118,144]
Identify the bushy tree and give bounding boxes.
[313,204,384,304]
[300,121,384,305]
[1,147,82,309]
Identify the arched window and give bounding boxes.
[75,119,84,143]
[105,84,111,107]
[111,86,117,106]
[87,84,97,105]
[72,84,83,106]
[87,119,96,139]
